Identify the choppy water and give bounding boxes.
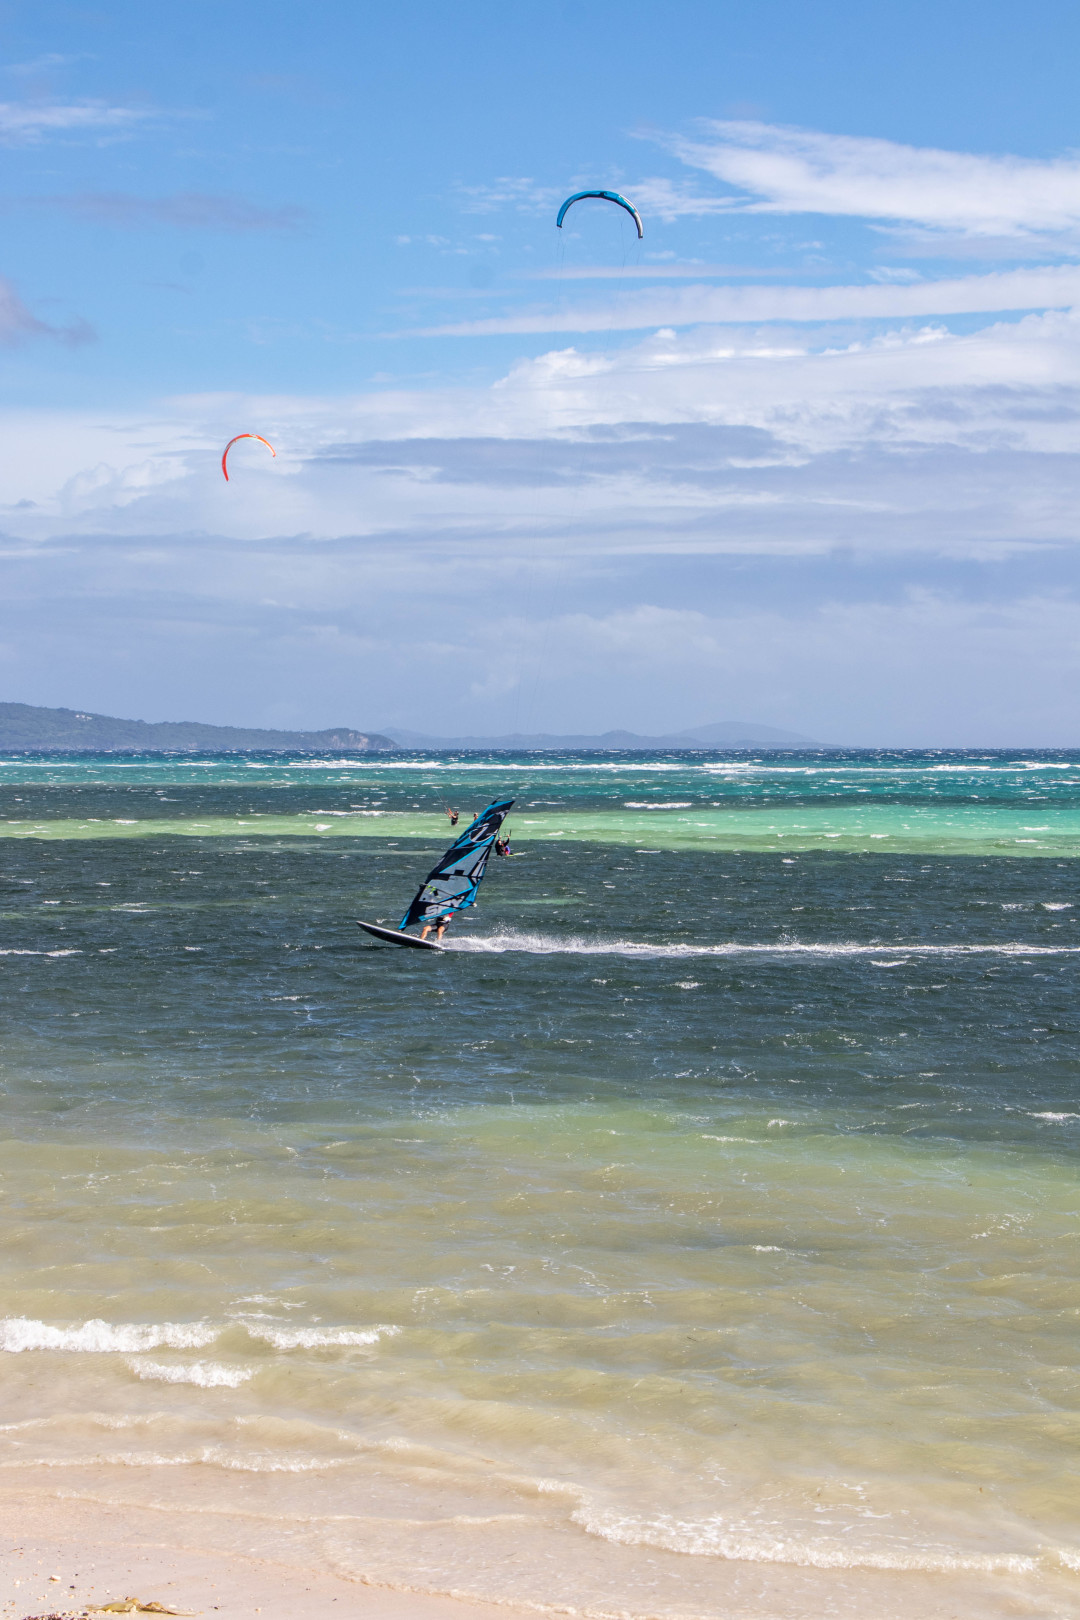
[2,750,1079,1617]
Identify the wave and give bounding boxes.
[243,1324,399,1350]
[127,1359,253,1388]
[0,1318,217,1353]
[577,1505,1042,1576]
[448,930,1080,959]
[0,1317,399,1355]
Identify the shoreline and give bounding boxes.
[1,1495,541,1620]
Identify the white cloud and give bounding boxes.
[418,265,1080,336]
[0,100,152,144]
[1,304,1079,740]
[5,54,92,77]
[1,310,1078,559]
[630,176,741,222]
[457,177,560,214]
[658,120,1080,238]
[522,264,801,281]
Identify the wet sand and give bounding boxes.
[1,1496,538,1620]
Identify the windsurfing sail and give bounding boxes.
[400,797,514,930]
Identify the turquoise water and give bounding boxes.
[1,750,1079,1616]
[2,748,1080,853]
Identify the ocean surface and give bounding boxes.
[2,749,1079,1618]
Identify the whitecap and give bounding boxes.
[0,1317,217,1353]
[128,1359,253,1388]
[242,1323,400,1350]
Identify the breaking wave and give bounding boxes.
[0,1317,399,1355]
[127,1359,254,1388]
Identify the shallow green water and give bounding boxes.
[2,748,1079,855]
[1,751,1078,1616]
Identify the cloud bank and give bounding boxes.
[1,302,1079,743]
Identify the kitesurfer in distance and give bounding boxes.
[447,809,460,827]
[495,831,511,857]
[420,912,454,943]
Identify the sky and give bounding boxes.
[2,0,1080,744]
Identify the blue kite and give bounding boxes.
[556,189,644,239]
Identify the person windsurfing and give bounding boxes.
[357,798,514,951]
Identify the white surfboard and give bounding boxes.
[356,920,444,952]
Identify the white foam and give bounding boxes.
[448,930,1080,960]
[243,1323,400,1350]
[578,1507,1041,1575]
[0,1318,217,1353]
[128,1359,253,1388]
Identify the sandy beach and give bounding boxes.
[2,1496,538,1620]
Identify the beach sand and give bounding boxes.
[0,1496,537,1620]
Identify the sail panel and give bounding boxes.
[400,797,513,928]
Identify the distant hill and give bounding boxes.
[0,703,397,753]
[383,720,820,750]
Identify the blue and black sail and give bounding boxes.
[400,798,514,929]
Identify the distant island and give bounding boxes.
[0,704,820,753]
[0,703,396,753]
[383,721,820,750]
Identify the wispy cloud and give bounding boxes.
[521,264,801,280]
[630,176,741,222]
[656,121,1080,238]
[0,276,93,347]
[0,99,153,144]
[11,192,307,231]
[5,54,92,77]
[457,177,560,214]
[415,265,1080,336]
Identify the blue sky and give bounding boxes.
[3,0,1080,742]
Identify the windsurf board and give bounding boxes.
[356,920,444,951]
